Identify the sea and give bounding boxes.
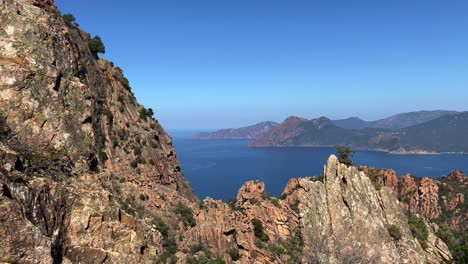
[170,130,468,201]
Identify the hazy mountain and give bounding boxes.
[366,110,459,129]
[332,110,458,130]
[250,112,468,153]
[191,121,279,139]
[332,117,369,129]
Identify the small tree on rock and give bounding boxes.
[336,145,354,166]
[88,35,105,59]
[62,13,78,27]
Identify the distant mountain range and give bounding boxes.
[333,110,458,130]
[192,110,468,153]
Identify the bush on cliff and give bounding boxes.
[408,215,428,249]
[62,13,78,27]
[336,145,354,166]
[88,35,106,59]
[228,248,240,261]
[387,224,402,240]
[252,218,269,242]
[174,202,196,227]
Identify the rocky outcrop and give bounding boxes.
[358,167,467,233]
[298,156,450,263]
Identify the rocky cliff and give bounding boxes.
[358,167,467,232]
[0,0,454,263]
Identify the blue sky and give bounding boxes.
[55,0,468,130]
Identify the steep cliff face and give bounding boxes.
[0,0,454,263]
[1,0,196,263]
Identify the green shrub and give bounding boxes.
[121,77,131,91]
[265,242,285,257]
[154,218,169,238]
[228,248,240,261]
[408,215,429,249]
[270,198,281,208]
[88,35,105,59]
[62,13,78,27]
[103,109,113,124]
[135,156,146,164]
[174,202,196,227]
[130,160,138,168]
[189,243,207,254]
[225,198,242,211]
[452,233,468,264]
[282,228,303,262]
[252,218,269,242]
[154,217,178,259]
[387,224,402,240]
[336,145,354,166]
[100,151,108,162]
[199,201,208,210]
[133,146,142,156]
[367,171,382,191]
[139,107,154,121]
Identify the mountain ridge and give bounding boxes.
[192,110,460,140]
[250,112,468,153]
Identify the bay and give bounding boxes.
[170,131,468,200]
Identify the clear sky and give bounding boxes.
[55,0,468,130]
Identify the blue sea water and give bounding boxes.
[170,131,468,201]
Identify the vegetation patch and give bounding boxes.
[228,248,240,261]
[88,35,105,59]
[437,223,468,263]
[62,13,78,27]
[252,218,269,242]
[270,197,281,208]
[154,217,178,263]
[174,202,196,227]
[367,170,382,191]
[408,214,429,249]
[139,107,154,121]
[336,145,354,166]
[387,224,402,240]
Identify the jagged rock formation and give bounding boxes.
[0,0,454,263]
[359,167,467,232]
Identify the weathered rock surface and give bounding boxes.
[357,166,467,233]
[298,156,450,263]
